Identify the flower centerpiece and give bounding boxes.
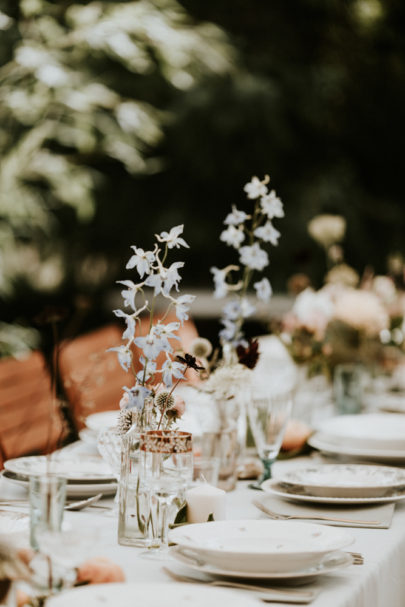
[110,224,202,434]
[108,224,202,546]
[193,175,285,448]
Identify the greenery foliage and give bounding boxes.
[1,0,404,354]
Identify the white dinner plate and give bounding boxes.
[85,411,119,432]
[4,455,115,482]
[308,432,405,463]
[46,583,260,607]
[170,546,353,581]
[0,509,28,535]
[275,464,405,498]
[2,471,117,498]
[316,414,405,451]
[262,479,405,505]
[168,519,352,574]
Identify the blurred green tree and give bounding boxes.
[0,0,234,351]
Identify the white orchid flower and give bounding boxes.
[254,221,281,246]
[210,266,229,298]
[254,277,272,302]
[171,294,196,323]
[136,357,156,383]
[239,243,269,271]
[243,175,269,199]
[156,224,189,249]
[220,225,245,248]
[162,261,184,295]
[116,279,145,310]
[134,332,171,360]
[122,385,151,411]
[108,345,132,372]
[224,205,251,226]
[126,246,155,278]
[260,190,284,219]
[160,357,185,387]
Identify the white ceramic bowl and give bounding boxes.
[276,464,405,498]
[317,414,405,451]
[168,519,353,574]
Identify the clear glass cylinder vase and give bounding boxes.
[118,425,151,547]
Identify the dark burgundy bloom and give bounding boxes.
[236,338,260,369]
[176,353,205,371]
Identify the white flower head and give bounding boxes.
[108,345,132,371]
[260,190,284,219]
[244,175,269,199]
[254,277,272,302]
[123,385,151,411]
[171,293,195,323]
[224,205,251,226]
[134,331,171,361]
[161,357,185,387]
[116,279,145,310]
[136,357,156,383]
[211,266,229,298]
[204,363,251,399]
[126,247,155,278]
[254,221,281,246]
[239,243,269,271]
[220,225,245,249]
[156,225,189,249]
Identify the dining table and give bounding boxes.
[2,447,405,607]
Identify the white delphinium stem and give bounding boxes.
[211,175,285,347]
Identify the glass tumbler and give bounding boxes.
[29,475,66,551]
[139,430,193,557]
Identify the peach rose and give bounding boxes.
[76,557,125,585]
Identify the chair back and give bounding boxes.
[0,351,64,465]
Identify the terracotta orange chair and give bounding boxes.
[59,317,199,431]
[0,351,65,467]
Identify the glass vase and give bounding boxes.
[334,363,364,414]
[118,425,151,547]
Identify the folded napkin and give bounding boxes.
[256,494,395,528]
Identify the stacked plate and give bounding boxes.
[168,519,353,581]
[309,414,405,463]
[79,411,120,447]
[263,463,405,505]
[2,455,117,497]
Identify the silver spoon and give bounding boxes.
[64,493,104,511]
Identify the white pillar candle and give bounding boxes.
[185,484,226,524]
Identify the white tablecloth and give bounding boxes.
[2,456,405,607]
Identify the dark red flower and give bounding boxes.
[236,339,260,369]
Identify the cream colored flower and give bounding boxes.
[333,289,389,335]
[189,337,213,359]
[325,264,359,288]
[371,275,397,305]
[204,363,251,399]
[308,214,346,248]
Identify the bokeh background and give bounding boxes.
[1,0,404,354]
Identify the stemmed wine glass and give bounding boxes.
[247,390,293,489]
[139,430,193,559]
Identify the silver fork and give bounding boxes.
[253,499,381,526]
[163,567,318,604]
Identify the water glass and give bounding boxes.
[192,455,220,486]
[334,363,364,414]
[139,430,193,556]
[248,391,293,487]
[201,429,238,491]
[29,475,66,551]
